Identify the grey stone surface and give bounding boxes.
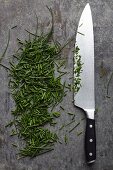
[0,0,113,169]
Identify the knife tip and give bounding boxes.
[85,3,91,8]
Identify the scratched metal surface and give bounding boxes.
[0,0,113,170]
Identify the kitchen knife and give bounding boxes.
[74,3,96,164]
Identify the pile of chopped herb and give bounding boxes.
[7,7,67,158]
[0,7,84,158]
[73,46,83,93]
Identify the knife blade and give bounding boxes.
[74,3,96,164]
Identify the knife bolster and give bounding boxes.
[85,109,95,119]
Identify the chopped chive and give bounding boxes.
[0,30,10,63]
[50,121,57,126]
[79,23,83,27]
[69,122,80,133]
[77,131,83,136]
[95,108,99,115]
[67,112,75,116]
[5,121,14,127]
[52,112,61,118]
[0,63,10,70]
[11,25,17,29]
[64,134,68,144]
[106,72,113,96]
[17,38,23,45]
[25,29,40,38]
[65,120,75,127]
[10,129,18,136]
[58,140,62,144]
[77,31,85,36]
[12,143,18,147]
[60,106,65,111]
[59,124,65,131]
[81,117,85,121]
[71,114,76,120]
[69,77,73,80]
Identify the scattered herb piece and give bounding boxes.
[69,76,73,80]
[99,61,107,78]
[11,25,17,29]
[67,112,74,116]
[50,121,57,126]
[77,31,85,36]
[12,143,18,147]
[5,120,14,127]
[0,30,10,63]
[59,124,65,131]
[95,108,99,115]
[60,106,65,111]
[58,140,62,144]
[69,122,80,133]
[20,147,54,158]
[52,112,61,118]
[77,131,83,136]
[71,114,76,120]
[79,23,83,27]
[0,63,10,70]
[65,120,75,127]
[106,72,113,96]
[10,129,17,136]
[64,134,68,144]
[81,117,85,121]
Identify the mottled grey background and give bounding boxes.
[0,0,113,170]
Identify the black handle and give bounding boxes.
[85,118,96,164]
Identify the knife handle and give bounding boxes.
[85,118,96,164]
